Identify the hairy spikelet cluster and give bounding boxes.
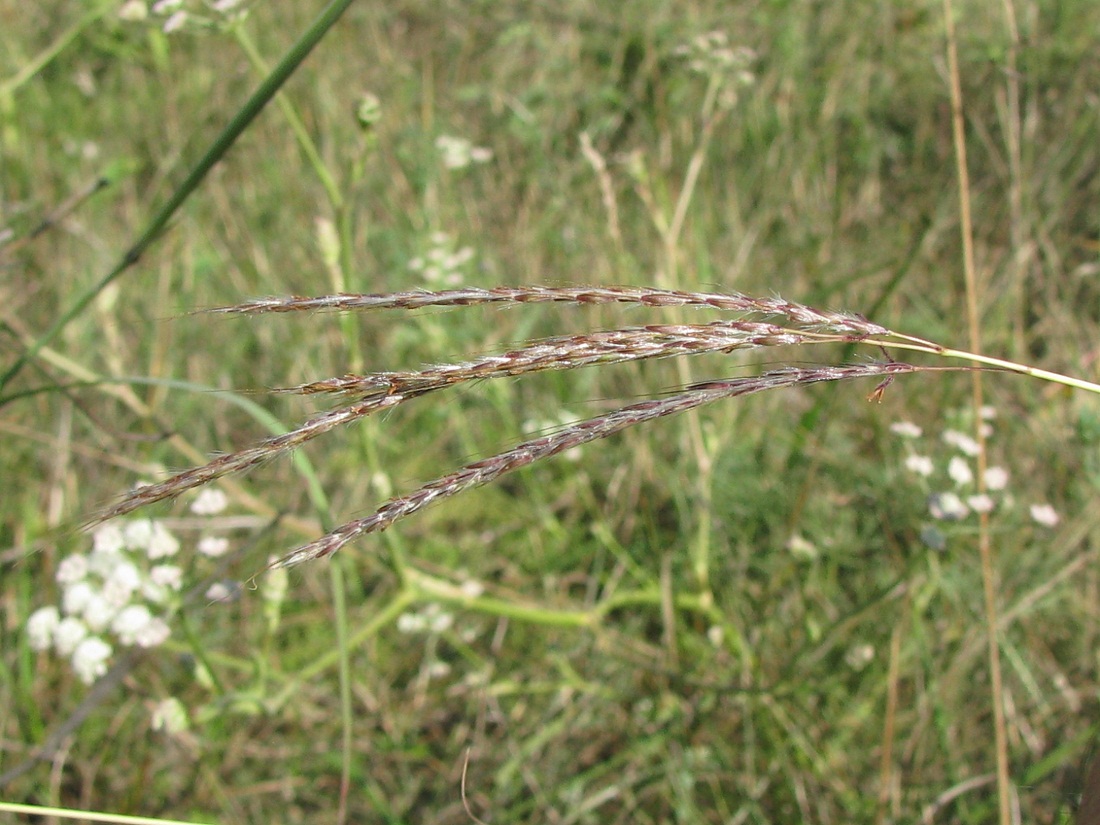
[94,286,923,568]
[215,285,891,337]
[274,362,916,567]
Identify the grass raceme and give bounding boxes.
[90,285,1100,569]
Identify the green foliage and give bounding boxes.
[2,1,1099,823]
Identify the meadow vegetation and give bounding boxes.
[2,1,1100,823]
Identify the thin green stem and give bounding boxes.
[408,570,595,628]
[232,27,343,210]
[267,568,736,702]
[336,206,364,373]
[943,0,1009,818]
[176,611,227,696]
[330,559,353,825]
[0,801,201,825]
[864,336,1100,395]
[0,0,114,98]
[654,75,731,616]
[269,586,418,710]
[231,24,363,372]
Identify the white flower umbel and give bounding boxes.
[675,31,756,83]
[162,10,187,32]
[398,603,455,635]
[425,603,454,633]
[904,454,934,477]
[112,604,155,646]
[929,492,969,521]
[786,534,819,561]
[893,409,1061,549]
[29,486,242,686]
[26,607,60,651]
[151,697,190,735]
[82,595,117,633]
[54,617,89,656]
[72,637,112,684]
[145,565,184,602]
[435,135,492,170]
[118,1,148,22]
[1030,504,1060,527]
[92,522,125,554]
[397,611,426,634]
[459,579,485,599]
[103,559,143,606]
[146,522,181,559]
[62,580,95,616]
[845,643,875,670]
[984,466,1009,491]
[205,581,236,603]
[967,494,995,514]
[947,456,974,486]
[122,518,154,549]
[943,429,981,456]
[197,536,230,558]
[408,232,477,287]
[135,618,171,648]
[890,421,923,438]
[190,488,228,516]
[56,554,89,584]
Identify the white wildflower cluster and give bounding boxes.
[397,581,484,637]
[1029,503,1060,528]
[397,602,454,635]
[26,487,234,685]
[674,31,756,93]
[891,409,1060,543]
[844,643,875,671]
[395,584,484,683]
[434,135,492,170]
[408,232,476,286]
[119,0,249,34]
[118,1,150,22]
[150,697,190,735]
[786,533,819,562]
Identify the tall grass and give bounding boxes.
[2,2,1100,823]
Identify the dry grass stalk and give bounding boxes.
[279,321,852,396]
[212,285,890,337]
[90,324,868,525]
[94,286,937,566]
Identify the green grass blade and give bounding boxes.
[0,0,115,98]
[0,0,358,396]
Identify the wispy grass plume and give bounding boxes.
[90,283,1100,570]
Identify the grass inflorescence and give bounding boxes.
[4,2,1100,824]
[93,286,908,554]
[95,285,1098,575]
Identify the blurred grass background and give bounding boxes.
[2,0,1100,822]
